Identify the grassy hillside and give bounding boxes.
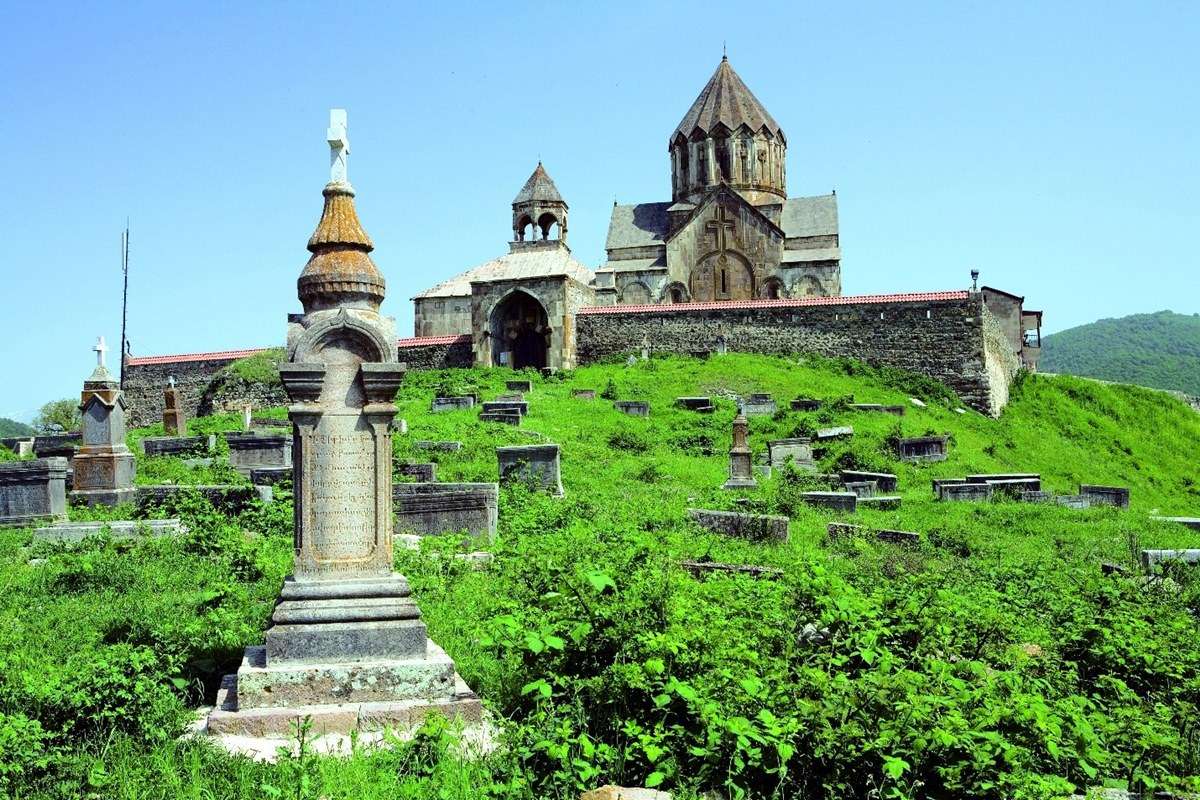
[1,354,1199,799]
[1041,310,1200,395]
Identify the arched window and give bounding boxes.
[671,287,684,303]
[516,215,533,241]
[537,213,559,240]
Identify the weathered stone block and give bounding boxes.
[481,400,528,416]
[801,491,858,511]
[675,396,713,411]
[251,466,292,486]
[0,457,68,525]
[1151,516,1200,531]
[430,396,475,413]
[396,463,436,483]
[505,379,533,392]
[858,495,902,510]
[614,401,649,417]
[767,438,814,471]
[790,397,820,411]
[827,522,919,544]
[966,473,1041,490]
[936,482,992,502]
[849,403,905,416]
[393,482,498,543]
[572,389,596,400]
[225,432,292,477]
[742,393,777,416]
[32,433,81,459]
[840,470,898,492]
[842,480,877,498]
[479,410,521,425]
[497,444,563,496]
[415,441,463,452]
[1141,549,1200,570]
[985,477,1041,498]
[0,437,34,457]
[816,426,853,440]
[141,435,216,457]
[1079,484,1130,508]
[897,435,948,462]
[686,508,789,542]
[34,518,185,543]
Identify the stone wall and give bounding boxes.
[123,351,263,428]
[396,335,474,370]
[576,291,1009,415]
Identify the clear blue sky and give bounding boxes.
[2,1,1197,422]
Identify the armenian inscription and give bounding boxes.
[307,416,376,561]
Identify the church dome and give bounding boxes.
[669,57,787,206]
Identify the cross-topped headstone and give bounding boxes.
[93,336,108,368]
[167,375,176,388]
[327,108,349,185]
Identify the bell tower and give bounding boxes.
[511,162,569,251]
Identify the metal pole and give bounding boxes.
[119,222,129,387]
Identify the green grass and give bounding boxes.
[1,354,1198,799]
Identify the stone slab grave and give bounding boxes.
[141,435,216,457]
[858,496,902,510]
[0,437,34,457]
[494,393,524,402]
[842,480,877,498]
[686,508,789,542]
[614,400,649,417]
[802,491,858,512]
[1140,550,1200,570]
[766,438,814,471]
[741,393,777,416]
[0,457,68,525]
[967,473,1041,491]
[679,559,783,579]
[896,435,949,462]
[33,433,81,459]
[393,482,499,544]
[34,518,185,544]
[1152,516,1200,531]
[790,397,820,411]
[136,484,271,512]
[505,379,533,392]
[250,467,292,486]
[430,396,474,413]
[414,440,463,452]
[985,478,1040,499]
[397,462,436,483]
[1080,484,1130,508]
[497,443,563,496]
[840,470,898,492]
[723,407,756,490]
[828,522,920,545]
[849,403,906,416]
[206,118,481,748]
[572,389,596,400]
[70,337,138,507]
[480,400,528,416]
[675,396,714,413]
[936,482,993,502]
[225,431,292,477]
[479,410,521,426]
[816,426,853,440]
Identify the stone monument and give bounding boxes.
[162,376,186,435]
[722,405,757,490]
[207,110,479,743]
[71,337,137,506]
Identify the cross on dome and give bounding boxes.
[94,336,108,368]
[327,109,350,186]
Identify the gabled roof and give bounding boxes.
[412,246,594,300]
[665,184,784,245]
[781,194,838,239]
[605,202,671,250]
[672,57,784,143]
[513,162,565,206]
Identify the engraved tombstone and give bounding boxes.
[71,337,137,507]
[163,376,186,435]
[723,406,757,489]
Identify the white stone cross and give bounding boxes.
[167,375,176,388]
[94,335,108,368]
[327,109,349,185]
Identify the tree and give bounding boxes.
[33,398,81,434]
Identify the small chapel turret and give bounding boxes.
[511,162,568,249]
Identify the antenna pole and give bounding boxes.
[119,221,130,387]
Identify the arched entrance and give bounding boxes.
[489,290,550,369]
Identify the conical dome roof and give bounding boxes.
[672,57,784,143]
[513,162,565,206]
[297,183,386,312]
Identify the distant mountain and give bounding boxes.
[1040,311,1200,396]
[0,417,34,438]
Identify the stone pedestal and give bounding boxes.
[71,364,136,507]
[163,387,187,435]
[723,409,757,490]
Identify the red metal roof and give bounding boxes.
[577,290,970,315]
[126,335,471,367]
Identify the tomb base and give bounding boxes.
[69,486,138,507]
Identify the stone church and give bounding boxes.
[411,55,841,370]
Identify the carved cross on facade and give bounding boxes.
[705,205,736,253]
[327,109,350,185]
[94,335,108,368]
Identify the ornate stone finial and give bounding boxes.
[327,109,350,188]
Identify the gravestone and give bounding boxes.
[415,440,462,452]
[849,403,906,416]
[505,379,532,392]
[34,518,185,544]
[686,508,788,542]
[723,407,757,490]
[614,401,649,417]
[1080,484,1130,508]
[431,396,474,412]
[250,467,292,486]
[766,438,814,471]
[840,470,898,492]
[896,435,949,462]
[72,337,137,507]
[675,397,714,412]
[393,482,498,544]
[572,389,596,400]
[937,482,993,502]
[1151,516,1200,531]
[842,480,877,498]
[1141,549,1200,570]
[791,397,820,411]
[714,335,728,356]
[640,334,650,361]
[801,491,858,511]
[495,393,524,402]
[479,410,521,425]
[481,400,528,416]
[986,478,1040,499]
[0,437,34,457]
[163,377,187,435]
[206,111,479,742]
[827,522,920,545]
[241,404,253,431]
[0,457,68,525]
[141,434,216,457]
[816,426,853,440]
[931,478,968,496]
[742,393,776,416]
[858,496,902,510]
[966,473,1041,489]
[32,433,81,459]
[497,444,563,496]
[397,462,436,483]
[225,431,292,477]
